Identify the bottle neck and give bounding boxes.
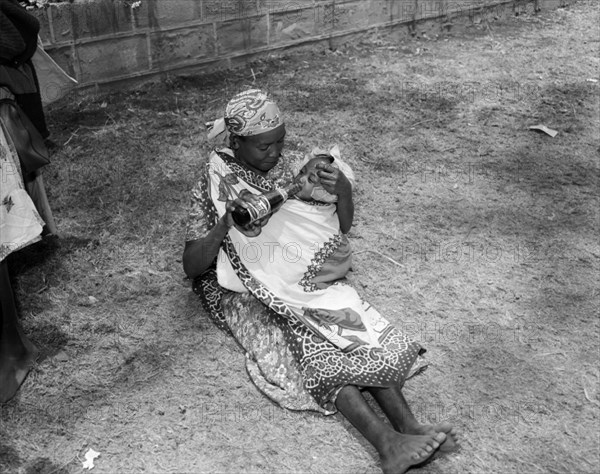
[276,181,302,201]
[277,188,288,201]
[287,180,303,197]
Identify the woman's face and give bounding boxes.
[233,124,286,176]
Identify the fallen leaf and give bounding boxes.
[529,124,558,137]
[82,448,100,470]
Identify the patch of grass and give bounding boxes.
[1,1,598,473]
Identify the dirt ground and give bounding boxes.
[1,0,599,473]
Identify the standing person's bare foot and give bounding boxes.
[379,431,446,474]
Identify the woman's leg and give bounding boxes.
[335,385,446,474]
[367,384,459,452]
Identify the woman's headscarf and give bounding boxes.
[206,89,282,140]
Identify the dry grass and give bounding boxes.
[1,1,599,473]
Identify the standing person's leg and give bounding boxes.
[0,260,37,402]
[368,384,459,451]
[25,170,58,235]
[335,385,446,474]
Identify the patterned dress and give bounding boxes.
[186,149,424,414]
[0,109,44,262]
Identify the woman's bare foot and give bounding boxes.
[380,431,446,474]
[406,422,459,453]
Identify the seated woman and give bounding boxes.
[183,89,457,473]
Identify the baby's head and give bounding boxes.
[294,154,335,202]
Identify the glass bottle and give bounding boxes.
[231,181,302,227]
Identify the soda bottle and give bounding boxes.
[231,181,302,227]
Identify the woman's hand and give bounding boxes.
[316,162,352,199]
[227,189,271,237]
[316,162,354,234]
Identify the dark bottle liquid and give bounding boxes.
[231,181,302,227]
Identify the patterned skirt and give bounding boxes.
[194,268,425,414]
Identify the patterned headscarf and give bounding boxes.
[206,89,282,140]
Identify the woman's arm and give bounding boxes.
[183,215,231,279]
[335,188,354,234]
[183,191,273,279]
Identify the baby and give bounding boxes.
[294,154,336,202]
[293,145,355,203]
[289,146,355,286]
